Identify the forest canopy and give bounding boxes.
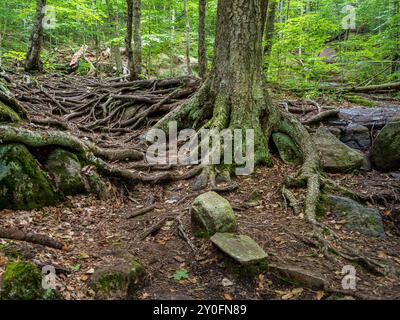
[0,0,399,90]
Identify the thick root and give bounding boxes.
[0,125,144,162]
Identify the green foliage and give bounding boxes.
[172,268,189,281]
[0,0,398,88]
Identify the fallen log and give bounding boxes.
[325,107,400,130]
[0,227,65,250]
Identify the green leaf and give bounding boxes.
[71,264,81,271]
[173,268,189,281]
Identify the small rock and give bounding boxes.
[222,278,234,287]
[191,192,237,236]
[210,233,268,265]
[326,195,385,237]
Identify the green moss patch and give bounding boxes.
[0,143,57,210]
[0,101,21,123]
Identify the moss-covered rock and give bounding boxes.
[45,148,86,196]
[0,261,59,300]
[312,128,364,173]
[326,195,385,237]
[272,133,302,165]
[191,191,237,237]
[0,143,57,210]
[370,119,400,171]
[0,101,21,123]
[89,257,145,300]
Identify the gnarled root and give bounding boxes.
[0,125,202,184]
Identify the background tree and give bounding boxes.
[198,0,207,78]
[184,0,192,75]
[25,0,46,72]
[132,0,142,78]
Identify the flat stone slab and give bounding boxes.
[210,233,268,265]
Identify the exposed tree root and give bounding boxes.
[0,125,203,184]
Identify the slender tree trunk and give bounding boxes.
[264,0,277,74]
[198,0,207,78]
[133,0,142,78]
[184,0,192,75]
[25,0,46,72]
[126,0,134,79]
[392,0,400,73]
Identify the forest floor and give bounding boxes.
[1,75,400,300]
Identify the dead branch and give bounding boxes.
[0,227,65,250]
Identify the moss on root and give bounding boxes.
[346,95,378,107]
[0,101,21,123]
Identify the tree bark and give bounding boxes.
[126,0,135,79]
[133,0,142,78]
[154,0,321,221]
[264,0,277,73]
[198,0,207,78]
[184,0,192,75]
[25,0,46,72]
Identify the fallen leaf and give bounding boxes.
[223,293,233,300]
[316,291,325,300]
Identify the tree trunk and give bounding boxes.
[133,0,142,78]
[25,0,46,72]
[264,0,277,73]
[126,0,134,79]
[198,0,207,78]
[184,0,192,75]
[155,0,321,220]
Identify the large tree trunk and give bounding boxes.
[198,0,207,78]
[155,0,321,221]
[25,0,46,72]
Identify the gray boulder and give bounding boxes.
[191,192,237,236]
[341,124,371,151]
[326,195,385,237]
[370,119,400,171]
[312,128,364,173]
